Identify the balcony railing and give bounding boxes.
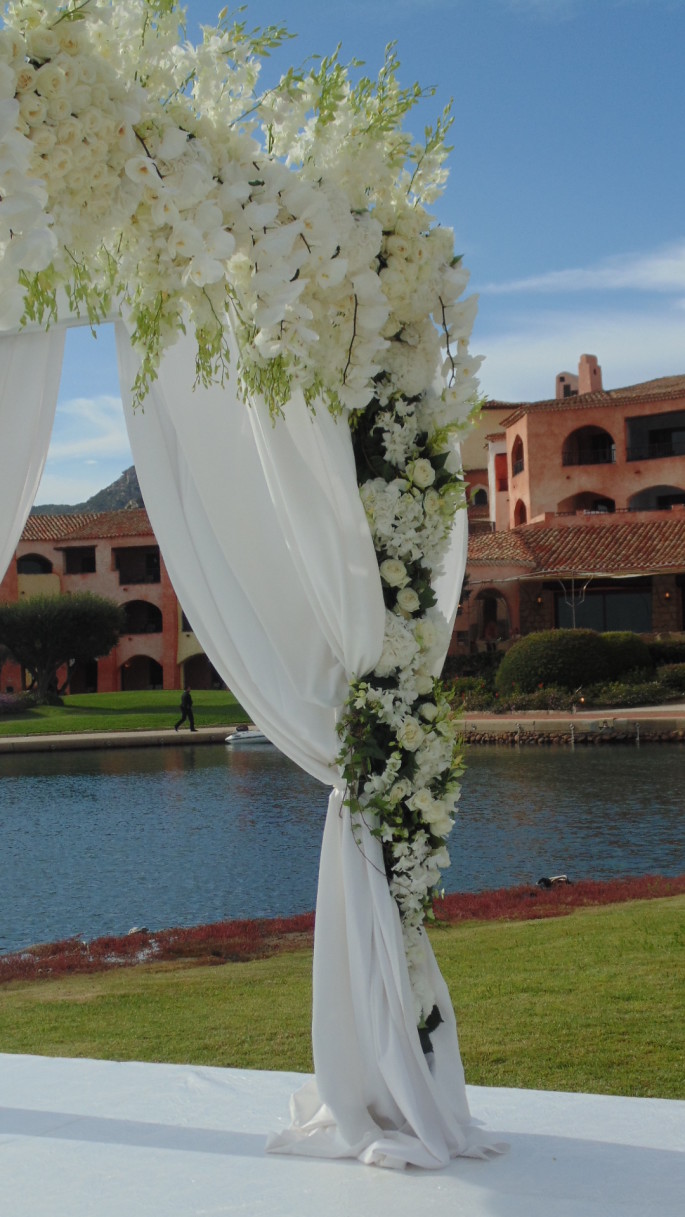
[512,458,524,477]
[562,447,616,467]
[626,439,685,461]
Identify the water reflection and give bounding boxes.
[0,743,682,954]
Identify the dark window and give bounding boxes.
[511,436,524,478]
[556,583,652,632]
[114,547,161,585]
[562,426,616,467]
[473,488,488,507]
[123,600,163,634]
[64,546,96,574]
[17,553,52,574]
[626,410,685,460]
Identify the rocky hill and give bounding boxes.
[31,466,144,516]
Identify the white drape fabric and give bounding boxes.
[0,329,65,583]
[0,322,496,1170]
[116,325,497,1169]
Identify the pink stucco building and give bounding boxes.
[455,355,685,651]
[0,509,221,694]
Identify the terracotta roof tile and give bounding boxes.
[22,509,154,543]
[468,530,537,566]
[519,516,685,576]
[58,509,154,540]
[468,515,685,576]
[491,373,685,428]
[22,514,99,541]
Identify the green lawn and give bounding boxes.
[0,690,249,736]
[1,897,682,1099]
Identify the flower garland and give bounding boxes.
[0,0,482,1033]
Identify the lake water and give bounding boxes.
[0,742,683,955]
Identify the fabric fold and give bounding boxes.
[0,329,66,583]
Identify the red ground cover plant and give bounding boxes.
[1,876,682,985]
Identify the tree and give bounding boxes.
[0,594,125,704]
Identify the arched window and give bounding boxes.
[473,487,488,507]
[17,553,52,574]
[628,485,685,511]
[513,499,527,526]
[122,600,163,633]
[120,655,163,690]
[562,426,615,467]
[511,436,524,477]
[557,491,615,514]
[474,588,511,648]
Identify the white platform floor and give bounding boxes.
[1,1053,683,1217]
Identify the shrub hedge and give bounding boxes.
[657,663,685,693]
[648,638,685,666]
[495,629,611,694]
[601,631,653,679]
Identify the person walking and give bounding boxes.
[174,685,196,732]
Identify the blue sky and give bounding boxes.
[33,0,685,503]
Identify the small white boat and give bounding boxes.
[225,727,271,745]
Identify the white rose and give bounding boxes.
[397,717,423,752]
[414,670,434,696]
[407,787,434,814]
[379,558,407,588]
[397,587,420,614]
[423,488,441,515]
[407,458,436,489]
[419,701,438,722]
[34,62,67,100]
[388,779,412,804]
[19,92,47,126]
[421,799,454,836]
[15,65,37,94]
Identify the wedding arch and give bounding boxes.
[0,0,499,1169]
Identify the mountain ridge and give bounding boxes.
[32,466,144,516]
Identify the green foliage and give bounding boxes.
[495,629,610,694]
[442,649,503,684]
[601,631,653,679]
[0,593,125,704]
[657,663,685,693]
[648,638,685,666]
[583,680,673,709]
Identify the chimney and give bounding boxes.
[556,372,578,400]
[578,354,602,395]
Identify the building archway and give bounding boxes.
[69,658,98,694]
[474,588,511,647]
[562,425,615,467]
[120,655,163,691]
[473,486,488,507]
[122,599,163,633]
[513,498,527,526]
[183,652,225,690]
[557,490,615,513]
[628,484,685,511]
[511,435,524,476]
[16,553,52,574]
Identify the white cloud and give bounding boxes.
[48,394,130,462]
[33,393,133,505]
[483,240,685,295]
[474,302,685,401]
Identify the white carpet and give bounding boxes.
[1,1054,683,1216]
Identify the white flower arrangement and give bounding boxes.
[0,0,481,1040]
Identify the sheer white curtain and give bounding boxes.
[0,329,66,583]
[116,325,498,1169]
[0,324,494,1170]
